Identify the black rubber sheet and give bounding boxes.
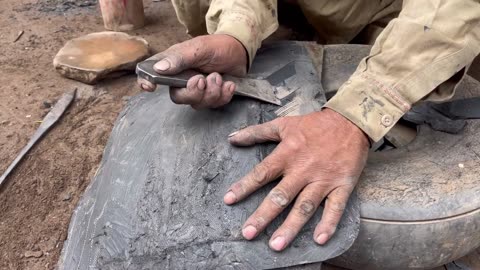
[59,42,360,270]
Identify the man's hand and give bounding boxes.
[225,108,369,251]
[137,34,247,109]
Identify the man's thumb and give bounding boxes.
[152,37,205,75]
[154,59,172,72]
[152,52,187,75]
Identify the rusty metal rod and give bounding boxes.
[0,89,76,188]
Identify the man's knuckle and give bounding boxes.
[254,216,266,227]
[296,199,316,217]
[283,139,301,152]
[250,129,262,141]
[263,120,277,130]
[275,117,289,126]
[335,186,352,197]
[251,163,269,184]
[230,182,244,194]
[206,89,221,101]
[268,188,290,208]
[328,199,346,214]
[281,224,297,235]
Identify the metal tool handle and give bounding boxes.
[136,60,200,88]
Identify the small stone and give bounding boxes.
[42,100,52,109]
[13,30,24,42]
[24,250,43,258]
[53,32,150,84]
[202,171,219,182]
[26,115,31,118]
[61,192,72,201]
[458,163,465,168]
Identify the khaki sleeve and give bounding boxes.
[324,0,480,142]
[205,0,279,66]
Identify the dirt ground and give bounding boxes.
[0,1,188,269]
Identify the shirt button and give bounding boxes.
[381,114,393,127]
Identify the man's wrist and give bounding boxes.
[322,108,370,148]
[214,34,249,72]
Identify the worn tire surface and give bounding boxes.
[322,45,480,270]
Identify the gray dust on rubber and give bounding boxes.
[58,42,360,270]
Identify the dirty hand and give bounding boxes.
[225,108,369,251]
[137,34,247,109]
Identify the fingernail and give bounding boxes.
[229,84,236,92]
[197,78,206,90]
[224,191,237,204]
[228,131,239,137]
[270,236,287,251]
[242,225,257,240]
[316,233,329,245]
[215,74,222,85]
[140,83,148,90]
[154,59,170,71]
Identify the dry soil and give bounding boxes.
[0,1,187,269]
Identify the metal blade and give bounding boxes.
[0,89,76,188]
[225,75,282,106]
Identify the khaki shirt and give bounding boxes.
[173,0,480,142]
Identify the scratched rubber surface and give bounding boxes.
[58,42,360,270]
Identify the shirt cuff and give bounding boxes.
[324,72,411,142]
[208,10,277,68]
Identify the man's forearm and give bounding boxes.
[325,0,480,141]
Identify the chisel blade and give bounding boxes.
[0,89,76,188]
